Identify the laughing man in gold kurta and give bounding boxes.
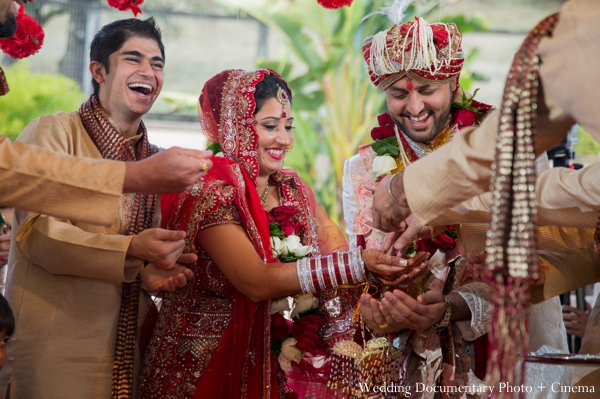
[0,1,212,225]
[0,18,196,399]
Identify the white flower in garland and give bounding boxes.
[271,236,283,259]
[280,235,313,258]
[278,337,303,372]
[371,154,397,178]
[270,297,291,315]
[290,293,319,319]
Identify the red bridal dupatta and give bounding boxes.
[139,156,278,398]
[139,69,320,399]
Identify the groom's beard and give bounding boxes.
[0,14,17,38]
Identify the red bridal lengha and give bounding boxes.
[139,156,279,398]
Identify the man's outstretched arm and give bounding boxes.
[0,137,211,226]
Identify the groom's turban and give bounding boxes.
[363,16,464,89]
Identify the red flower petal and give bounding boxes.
[0,7,45,59]
[317,0,354,9]
[107,0,144,16]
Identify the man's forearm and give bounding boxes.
[0,138,122,226]
[447,292,472,322]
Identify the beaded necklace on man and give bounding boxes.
[393,119,453,171]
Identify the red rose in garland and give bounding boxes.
[270,206,298,221]
[269,206,300,236]
[450,89,494,131]
[317,0,354,9]
[0,7,44,59]
[271,313,293,342]
[371,112,396,140]
[107,0,144,17]
[415,232,456,256]
[291,314,328,356]
[452,108,477,129]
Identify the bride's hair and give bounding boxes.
[254,73,292,114]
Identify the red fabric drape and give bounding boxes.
[183,156,278,399]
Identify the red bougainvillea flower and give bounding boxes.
[107,0,144,17]
[317,0,354,10]
[0,7,45,59]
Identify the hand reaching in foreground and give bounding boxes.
[363,250,429,285]
[368,172,412,232]
[0,233,10,267]
[141,253,196,292]
[562,302,592,338]
[124,147,213,194]
[466,252,487,282]
[379,214,442,256]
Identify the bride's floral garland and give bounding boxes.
[267,206,328,373]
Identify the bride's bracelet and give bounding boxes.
[297,247,366,294]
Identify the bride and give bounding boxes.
[137,69,429,398]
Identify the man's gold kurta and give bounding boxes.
[0,112,150,398]
[0,135,124,226]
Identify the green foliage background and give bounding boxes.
[0,62,85,141]
[217,0,489,227]
[575,127,600,163]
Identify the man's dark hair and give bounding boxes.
[89,17,165,95]
[254,72,292,114]
[0,13,17,39]
[0,295,14,337]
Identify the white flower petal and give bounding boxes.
[292,245,313,257]
[371,155,397,177]
[270,297,291,315]
[291,293,319,319]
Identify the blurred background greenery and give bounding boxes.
[215,0,491,225]
[1,0,571,227]
[0,62,84,141]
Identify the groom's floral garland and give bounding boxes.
[267,206,328,372]
[370,88,493,179]
[367,88,493,254]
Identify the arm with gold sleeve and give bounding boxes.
[16,213,142,283]
[402,0,600,225]
[8,114,144,282]
[425,159,600,230]
[0,136,123,227]
[0,138,211,227]
[459,222,600,305]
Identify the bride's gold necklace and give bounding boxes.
[261,181,269,207]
